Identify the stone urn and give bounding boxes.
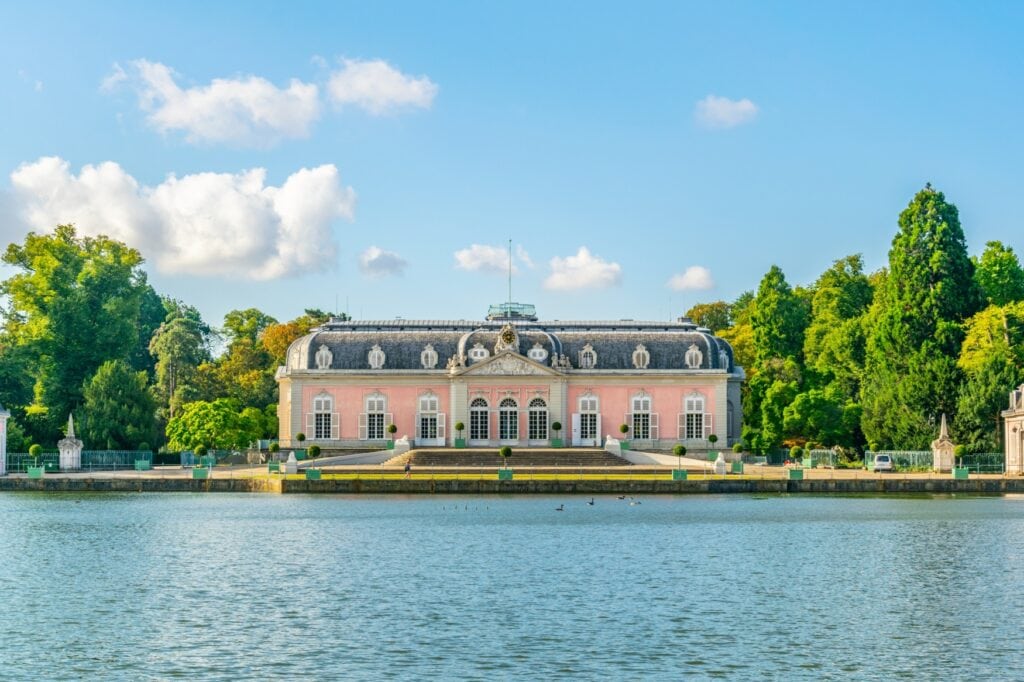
[284,452,298,474]
[713,452,727,475]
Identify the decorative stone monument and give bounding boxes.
[58,413,84,471]
[931,413,955,473]
[1003,385,1024,475]
[284,451,298,474]
[0,403,9,476]
[714,451,727,475]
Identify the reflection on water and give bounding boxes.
[0,494,1021,680]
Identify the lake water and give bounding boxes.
[1,493,1022,680]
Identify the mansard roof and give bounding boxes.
[283,313,739,374]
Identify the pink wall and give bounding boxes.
[566,385,717,440]
[302,385,449,439]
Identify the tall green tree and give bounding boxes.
[149,302,213,420]
[1,225,155,441]
[165,398,263,450]
[974,240,1024,306]
[684,301,731,333]
[80,360,157,449]
[751,266,808,363]
[861,185,983,449]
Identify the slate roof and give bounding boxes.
[284,315,738,374]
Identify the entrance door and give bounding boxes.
[499,398,519,444]
[415,394,445,446]
[576,395,600,446]
[469,398,489,445]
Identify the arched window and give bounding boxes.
[361,393,387,440]
[421,344,438,369]
[683,392,708,440]
[527,343,548,363]
[631,393,652,440]
[528,397,548,440]
[469,397,489,441]
[578,395,599,441]
[311,393,337,440]
[579,343,597,369]
[499,397,519,441]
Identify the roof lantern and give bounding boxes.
[487,302,538,321]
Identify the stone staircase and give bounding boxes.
[385,447,632,468]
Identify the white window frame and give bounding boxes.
[685,344,703,369]
[679,392,710,440]
[421,344,438,369]
[632,344,650,370]
[578,395,600,442]
[528,397,548,441]
[469,397,489,442]
[360,393,389,440]
[309,392,339,441]
[468,343,489,362]
[579,343,597,369]
[527,344,549,363]
[628,394,654,440]
[499,397,519,442]
[368,344,386,370]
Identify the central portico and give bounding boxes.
[276,303,744,451]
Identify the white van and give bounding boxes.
[873,454,893,473]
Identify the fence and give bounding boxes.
[5,450,152,473]
[864,450,1005,473]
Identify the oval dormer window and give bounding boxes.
[368,344,386,369]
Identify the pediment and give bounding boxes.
[459,351,559,377]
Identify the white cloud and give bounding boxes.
[543,247,623,291]
[9,156,356,280]
[454,244,517,274]
[695,94,758,129]
[516,244,535,269]
[327,58,437,114]
[105,60,321,146]
[359,246,408,277]
[667,265,714,291]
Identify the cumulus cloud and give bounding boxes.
[454,244,516,274]
[327,58,437,114]
[516,244,535,269]
[544,247,623,291]
[9,156,356,280]
[695,94,758,129]
[668,265,714,291]
[359,246,408,277]
[104,60,321,146]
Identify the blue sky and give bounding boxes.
[1,1,1022,327]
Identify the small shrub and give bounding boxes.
[551,421,562,432]
[673,444,686,457]
[194,444,208,457]
[454,421,465,435]
[296,432,306,443]
[137,442,151,452]
[789,445,803,460]
[708,434,718,445]
[269,442,280,453]
[307,444,322,458]
[387,424,397,436]
[732,442,743,453]
[619,423,630,436]
[28,444,42,461]
[953,444,967,458]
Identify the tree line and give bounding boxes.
[2,185,1021,455]
[0,224,344,452]
[688,185,1024,454]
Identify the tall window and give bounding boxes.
[579,395,599,440]
[313,393,333,440]
[499,398,519,441]
[470,398,489,441]
[631,394,651,440]
[579,343,597,369]
[365,393,386,440]
[528,398,548,440]
[685,393,705,440]
[418,394,439,439]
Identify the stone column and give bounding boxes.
[0,404,9,476]
[931,413,955,473]
[58,413,84,471]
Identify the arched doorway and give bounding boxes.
[499,397,519,444]
[469,398,489,445]
[528,397,548,445]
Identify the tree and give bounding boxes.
[861,185,983,449]
[261,309,335,364]
[974,241,1024,306]
[165,398,262,450]
[215,309,278,409]
[751,266,808,363]
[956,352,1022,453]
[685,301,731,333]
[1,225,155,439]
[80,360,157,450]
[149,307,212,419]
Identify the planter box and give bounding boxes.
[953,467,970,480]
[134,460,151,471]
[550,438,563,448]
[27,466,45,479]
[294,449,306,461]
[200,455,217,468]
[267,461,280,473]
[620,441,630,451]
[386,440,395,450]
[192,467,209,480]
[454,438,467,449]
[44,462,59,472]
[788,468,804,481]
[498,470,514,481]
[731,461,744,474]
[305,469,322,480]
[672,469,688,481]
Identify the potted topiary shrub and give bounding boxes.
[307,444,321,459]
[672,444,687,480]
[550,421,563,448]
[498,446,513,480]
[953,444,969,479]
[454,421,466,449]
[193,444,210,479]
[619,423,630,450]
[386,423,397,449]
[294,432,307,460]
[135,442,152,471]
[27,443,44,479]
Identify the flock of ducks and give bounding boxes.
[555,496,641,511]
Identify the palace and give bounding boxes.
[275,303,744,450]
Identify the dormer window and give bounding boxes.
[368,344,386,369]
[579,343,597,369]
[527,343,548,363]
[468,343,490,362]
[421,344,438,369]
[314,344,333,370]
[632,344,650,370]
[684,343,703,369]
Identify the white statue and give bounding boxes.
[58,413,84,471]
